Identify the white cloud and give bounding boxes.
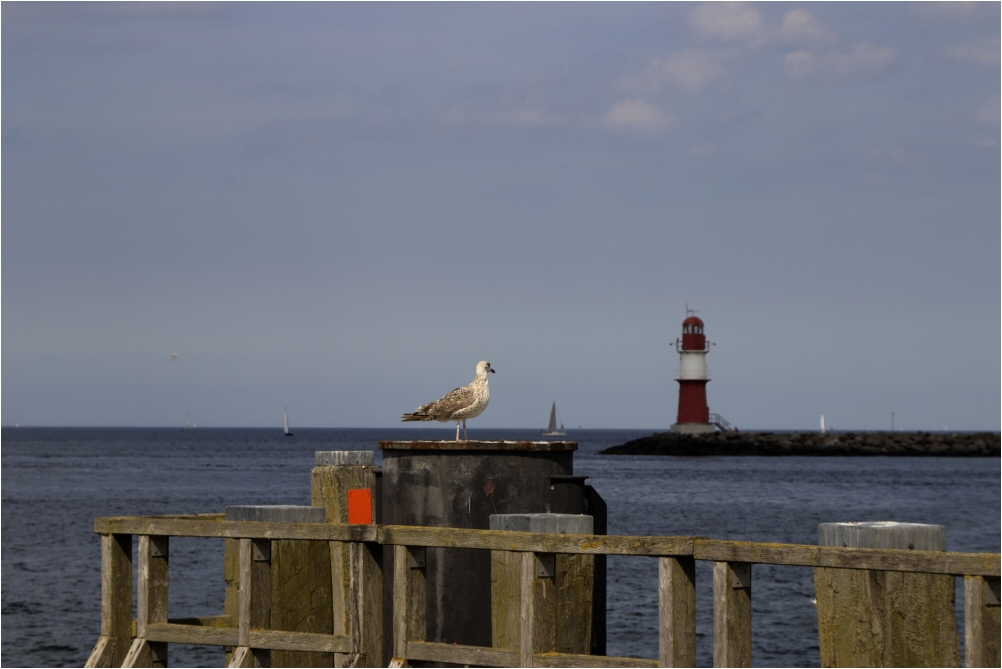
[784,51,817,80]
[693,3,770,46]
[823,43,896,76]
[604,99,676,133]
[693,3,835,47]
[786,43,896,80]
[947,37,1000,66]
[635,49,729,94]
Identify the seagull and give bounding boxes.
[402,361,495,440]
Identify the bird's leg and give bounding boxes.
[455,422,461,441]
[463,420,468,440]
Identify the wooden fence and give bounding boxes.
[85,513,1001,668]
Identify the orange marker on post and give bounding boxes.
[347,488,373,525]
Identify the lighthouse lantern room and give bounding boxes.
[671,309,717,435]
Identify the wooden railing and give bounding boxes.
[86,513,1001,668]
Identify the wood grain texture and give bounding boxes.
[713,562,751,668]
[521,552,536,667]
[815,569,961,666]
[84,635,115,668]
[350,541,384,667]
[406,640,518,667]
[271,537,332,667]
[659,556,696,668]
[229,646,255,668]
[392,545,409,659]
[101,533,133,667]
[143,623,351,653]
[95,516,999,576]
[533,652,659,668]
[122,638,153,668]
[137,535,169,668]
[965,575,1001,668]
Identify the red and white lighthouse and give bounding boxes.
[671,310,718,434]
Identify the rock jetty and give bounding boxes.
[601,431,1000,457]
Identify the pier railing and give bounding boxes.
[86,514,1001,668]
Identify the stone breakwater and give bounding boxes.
[601,431,1000,456]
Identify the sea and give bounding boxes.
[2,427,999,668]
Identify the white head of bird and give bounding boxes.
[477,361,495,379]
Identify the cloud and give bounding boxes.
[692,3,835,47]
[786,43,896,80]
[633,49,729,94]
[604,99,676,133]
[947,37,1000,66]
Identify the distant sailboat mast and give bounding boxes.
[284,408,294,437]
[542,401,566,436]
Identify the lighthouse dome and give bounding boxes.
[682,316,704,327]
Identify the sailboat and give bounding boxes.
[542,402,566,436]
[284,408,294,437]
[184,414,194,430]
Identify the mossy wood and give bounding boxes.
[964,575,1001,668]
[713,561,752,668]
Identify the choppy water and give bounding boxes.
[2,427,999,667]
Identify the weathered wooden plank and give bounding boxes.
[393,545,409,659]
[229,646,255,668]
[122,638,152,668]
[100,533,132,667]
[84,635,115,668]
[350,541,384,667]
[137,535,168,668]
[695,539,1000,576]
[96,516,378,542]
[521,552,536,668]
[713,562,751,668]
[405,640,518,667]
[382,525,694,557]
[534,652,659,668]
[239,539,252,648]
[659,556,696,668]
[270,537,332,667]
[143,622,351,652]
[965,575,1001,668]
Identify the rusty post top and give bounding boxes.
[379,440,577,452]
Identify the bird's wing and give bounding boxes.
[420,384,476,419]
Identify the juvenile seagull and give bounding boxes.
[402,361,495,440]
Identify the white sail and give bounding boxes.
[284,408,290,435]
[548,402,558,432]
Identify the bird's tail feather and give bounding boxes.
[401,413,432,422]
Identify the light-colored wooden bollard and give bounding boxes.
[660,555,697,667]
[713,561,752,668]
[226,505,330,668]
[815,521,960,668]
[490,513,595,663]
[312,450,382,668]
[965,575,1001,668]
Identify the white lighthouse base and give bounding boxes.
[670,423,718,435]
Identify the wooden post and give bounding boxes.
[137,535,169,668]
[235,538,273,668]
[86,534,133,668]
[491,514,592,657]
[227,505,329,668]
[965,575,1001,668]
[391,545,428,666]
[659,556,696,668]
[312,451,380,668]
[521,551,537,668]
[816,522,960,668]
[713,561,751,668]
[349,540,384,667]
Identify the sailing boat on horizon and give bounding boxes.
[542,401,566,437]
[284,408,294,437]
[184,414,194,430]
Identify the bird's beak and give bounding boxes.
[489,367,495,373]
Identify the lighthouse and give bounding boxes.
[670,310,718,435]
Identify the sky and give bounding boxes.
[2,2,999,430]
